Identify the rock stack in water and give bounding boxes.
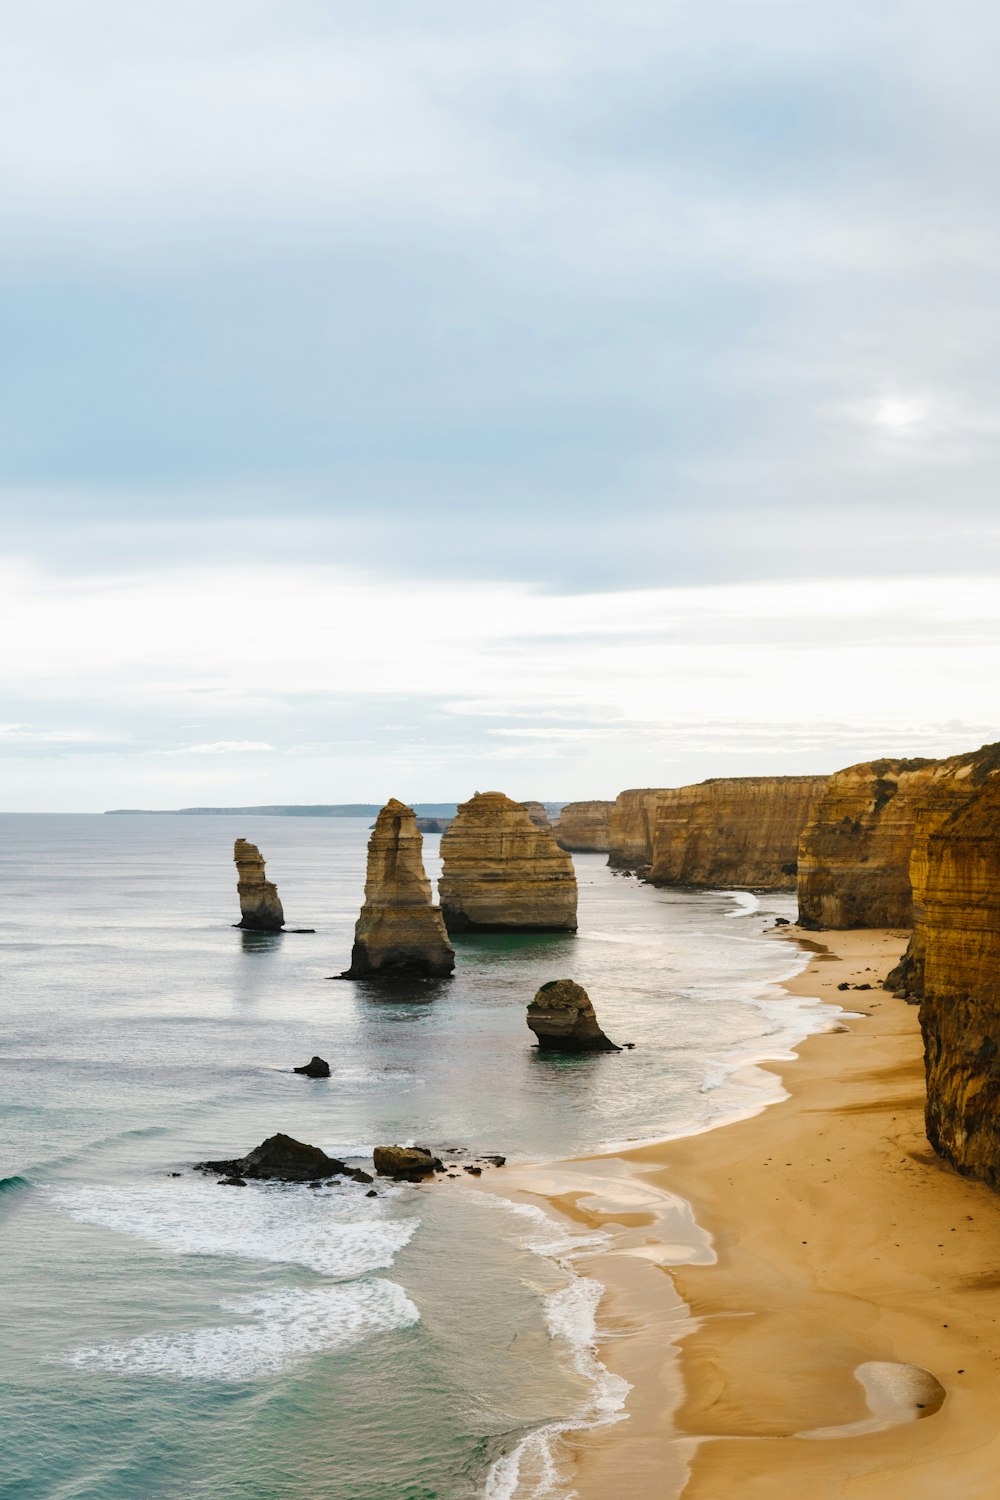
[343,799,455,978]
[556,801,613,852]
[520,800,552,830]
[234,839,285,931]
[439,791,578,932]
[527,979,620,1052]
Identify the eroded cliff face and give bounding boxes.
[796,758,939,929]
[556,801,613,852]
[439,791,577,932]
[888,743,1000,995]
[234,839,285,931]
[649,776,828,890]
[919,776,1000,1187]
[608,789,663,869]
[344,798,455,978]
[520,801,552,830]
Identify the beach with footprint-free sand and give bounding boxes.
[481,925,1000,1500]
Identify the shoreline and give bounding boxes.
[480,924,1000,1499]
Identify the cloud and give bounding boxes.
[166,741,274,756]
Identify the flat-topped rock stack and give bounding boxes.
[343,799,455,978]
[234,839,285,931]
[650,775,828,890]
[556,801,613,852]
[439,792,578,932]
[520,801,552,830]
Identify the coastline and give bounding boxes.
[480,924,1000,1499]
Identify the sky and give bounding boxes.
[2,0,999,811]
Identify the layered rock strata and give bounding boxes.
[343,799,455,978]
[608,789,663,869]
[520,801,552,830]
[649,776,828,890]
[439,792,577,932]
[918,775,1000,1187]
[527,979,620,1052]
[556,801,613,852]
[234,839,285,931]
[796,759,939,929]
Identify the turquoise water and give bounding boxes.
[0,814,825,1499]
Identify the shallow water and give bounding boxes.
[0,814,828,1499]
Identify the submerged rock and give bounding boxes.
[373,1145,443,1180]
[527,979,620,1053]
[342,799,455,979]
[293,1055,331,1078]
[439,791,577,932]
[198,1132,346,1182]
[234,838,285,932]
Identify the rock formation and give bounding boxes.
[918,775,1000,1187]
[198,1133,344,1182]
[373,1145,443,1180]
[556,801,613,852]
[526,979,620,1052]
[293,1056,330,1078]
[343,799,455,979]
[649,776,828,890]
[438,792,578,932]
[234,838,285,931]
[796,759,939,929]
[607,789,663,869]
[520,801,552,829]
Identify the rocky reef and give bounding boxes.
[198,1133,350,1182]
[556,801,613,852]
[918,775,1000,1187]
[526,979,620,1052]
[439,791,578,932]
[233,838,285,931]
[607,788,663,869]
[373,1145,442,1180]
[649,775,828,890]
[342,799,455,978]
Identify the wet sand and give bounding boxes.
[488,926,1000,1498]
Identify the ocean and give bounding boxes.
[0,813,832,1499]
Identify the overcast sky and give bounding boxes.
[3,0,999,810]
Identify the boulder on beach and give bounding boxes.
[234,839,285,932]
[198,1132,345,1182]
[526,979,621,1053]
[293,1055,331,1078]
[373,1145,443,1180]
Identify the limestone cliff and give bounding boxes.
[888,743,1000,995]
[439,791,578,932]
[520,801,552,830]
[556,801,613,852]
[608,789,663,869]
[796,758,939,929]
[649,776,827,890]
[919,776,1000,1187]
[234,839,285,931]
[343,799,455,978]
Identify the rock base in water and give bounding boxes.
[526,979,620,1053]
[373,1145,443,1180]
[293,1056,330,1078]
[198,1132,345,1182]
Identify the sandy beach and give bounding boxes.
[489,925,1000,1499]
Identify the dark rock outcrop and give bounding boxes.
[526,978,620,1052]
[342,799,455,978]
[373,1145,443,1180]
[293,1056,330,1078]
[439,792,577,932]
[234,838,285,931]
[198,1132,344,1182]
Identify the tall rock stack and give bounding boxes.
[343,799,455,978]
[439,791,578,932]
[520,801,552,830]
[649,775,828,890]
[234,839,285,931]
[919,776,1000,1187]
[556,801,613,852]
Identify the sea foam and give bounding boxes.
[65,1279,418,1382]
[49,1178,419,1278]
